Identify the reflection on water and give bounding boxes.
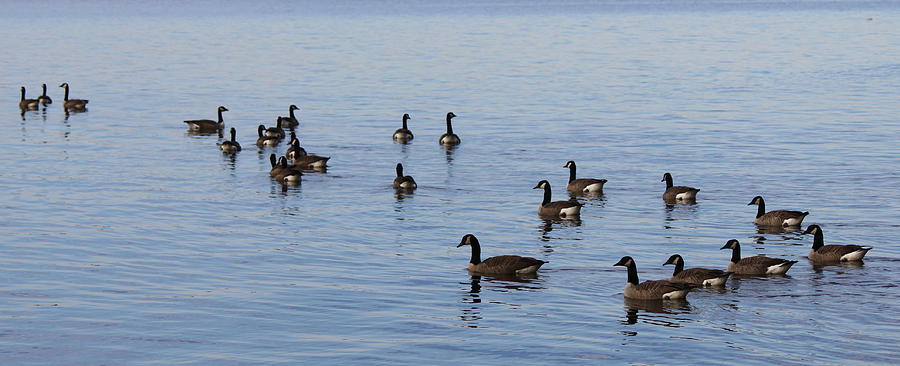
[459,274,546,327]
[621,298,693,328]
[539,218,583,241]
[811,260,865,273]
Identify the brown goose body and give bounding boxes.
[392,163,417,189]
[803,225,872,262]
[37,84,52,105]
[393,113,414,141]
[19,87,38,110]
[457,234,546,275]
[219,127,242,153]
[564,161,606,193]
[661,173,699,202]
[185,106,227,131]
[59,83,88,110]
[663,254,731,286]
[286,134,308,160]
[748,196,809,227]
[615,256,694,300]
[438,112,460,146]
[292,154,330,169]
[269,154,288,177]
[277,105,300,128]
[533,180,582,218]
[274,156,302,184]
[256,124,281,147]
[720,239,797,275]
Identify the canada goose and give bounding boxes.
[661,173,699,202]
[265,124,285,139]
[256,125,280,147]
[277,105,300,128]
[748,196,809,227]
[457,234,547,275]
[269,154,288,177]
[803,225,872,262]
[18,87,38,110]
[393,163,417,189]
[393,113,414,141]
[563,161,607,194]
[663,254,732,286]
[37,84,52,105]
[219,127,242,153]
[720,239,797,275]
[58,83,89,110]
[533,180,582,218]
[438,112,460,145]
[184,106,227,131]
[614,256,694,300]
[275,156,302,184]
[286,135,308,160]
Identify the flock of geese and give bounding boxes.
[17,87,875,302]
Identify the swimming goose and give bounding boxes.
[661,173,699,202]
[277,105,300,128]
[533,180,582,218]
[287,136,329,169]
[19,87,38,110]
[803,225,872,262]
[256,125,280,147]
[269,154,288,177]
[393,113,414,141]
[265,124,286,139]
[184,106,227,131]
[457,234,547,275]
[748,196,809,227]
[614,256,694,300]
[219,127,242,153]
[286,135,308,160]
[37,84,52,105]
[275,156,302,184]
[564,160,607,194]
[438,112,460,145]
[663,254,731,286]
[392,163,417,189]
[720,239,797,275]
[58,83,89,110]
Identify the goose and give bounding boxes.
[392,163,417,189]
[533,180,582,218]
[285,134,308,160]
[287,136,329,169]
[269,154,288,177]
[58,83,89,110]
[393,113,414,141]
[275,156,302,184]
[661,173,699,202]
[184,106,227,131]
[564,160,607,194]
[19,87,38,110]
[748,196,809,227]
[803,225,872,262]
[256,125,280,147]
[720,239,797,275]
[438,112,460,145]
[662,254,732,286]
[37,84,52,105]
[456,234,547,275]
[614,256,694,300]
[219,127,242,153]
[265,124,285,139]
[277,105,300,128]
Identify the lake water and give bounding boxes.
[2,0,899,364]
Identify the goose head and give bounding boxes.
[614,256,635,267]
[662,254,683,266]
[802,225,821,236]
[661,172,673,182]
[533,180,551,190]
[747,196,764,206]
[564,160,576,168]
[720,239,740,250]
[456,234,479,248]
[218,106,229,112]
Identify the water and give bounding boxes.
[2,1,899,364]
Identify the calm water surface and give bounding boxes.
[2,1,899,364]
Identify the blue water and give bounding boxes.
[2,1,899,364]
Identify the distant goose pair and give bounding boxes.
[268,154,302,184]
[392,112,460,146]
[286,133,330,169]
[256,124,284,147]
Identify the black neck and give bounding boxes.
[258,125,264,137]
[63,85,69,101]
[756,199,766,218]
[290,108,296,120]
[402,116,409,130]
[396,164,403,178]
[729,245,742,263]
[541,185,552,206]
[812,230,824,251]
[20,88,25,101]
[446,115,454,134]
[671,261,684,276]
[269,154,276,168]
[664,174,673,189]
[41,84,47,97]
[217,109,224,123]
[468,242,482,265]
[626,262,639,285]
[568,164,577,183]
[230,129,236,142]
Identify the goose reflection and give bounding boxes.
[459,276,483,327]
[459,274,545,327]
[443,144,457,164]
[621,297,693,327]
[811,260,864,274]
[539,218,582,241]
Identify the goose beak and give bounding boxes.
[746,202,754,205]
[719,244,730,250]
[456,243,466,248]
